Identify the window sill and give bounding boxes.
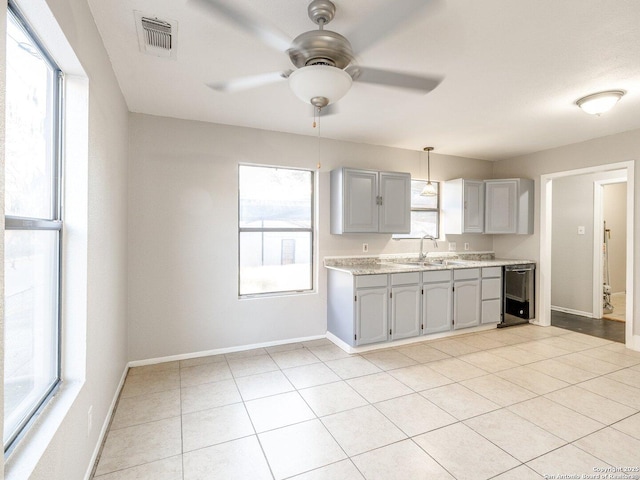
[4,380,84,480]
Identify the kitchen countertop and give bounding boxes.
[324,252,535,275]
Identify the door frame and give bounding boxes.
[593,176,627,318]
[538,160,635,349]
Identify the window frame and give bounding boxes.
[4,0,64,454]
[393,179,440,239]
[237,164,315,298]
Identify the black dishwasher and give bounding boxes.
[499,263,535,328]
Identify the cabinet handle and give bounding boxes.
[389,329,392,335]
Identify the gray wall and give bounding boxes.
[551,170,624,315]
[603,182,627,294]
[127,113,494,361]
[0,0,129,478]
[492,127,640,339]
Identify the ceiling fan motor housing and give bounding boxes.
[288,30,353,69]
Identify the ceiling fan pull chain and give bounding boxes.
[316,107,322,170]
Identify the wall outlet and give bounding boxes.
[464,242,470,251]
[362,243,368,253]
[448,242,457,251]
[87,405,93,437]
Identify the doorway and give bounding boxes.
[597,181,627,323]
[538,161,636,350]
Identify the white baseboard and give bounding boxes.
[327,323,498,354]
[127,334,326,368]
[84,366,129,480]
[550,305,594,318]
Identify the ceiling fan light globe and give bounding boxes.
[288,65,352,106]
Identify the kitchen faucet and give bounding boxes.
[419,234,438,261]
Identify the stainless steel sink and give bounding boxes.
[398,260,446,267]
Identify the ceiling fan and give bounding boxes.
[190,0,444,110]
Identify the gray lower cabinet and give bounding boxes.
[422,270,452,334]
[390,272,421,340]
[481,267,502,324]
[356,286,388,345]
[327,267,490,347]
[453,269,481,330]
[327,270,390,347]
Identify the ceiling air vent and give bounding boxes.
[135,11,178,59]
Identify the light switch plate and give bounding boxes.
[449,242,457,251]
[577,226,585,235]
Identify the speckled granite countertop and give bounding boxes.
[324,252,535,275]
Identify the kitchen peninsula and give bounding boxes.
[325,253,535,352]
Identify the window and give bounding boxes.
[4,3,63,452]
[394,179,440,239]
[239,165,314,296]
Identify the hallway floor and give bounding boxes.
[603,292,626,323]
[91,325,640,480]
[551,310,625,344]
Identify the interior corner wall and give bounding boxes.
[127,113,494,362]
[0,0,129,478]
[491,128,640,339]
[550,170,624,315]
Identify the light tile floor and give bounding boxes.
[91,325,640,480]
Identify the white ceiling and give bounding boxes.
[86,0,640,160]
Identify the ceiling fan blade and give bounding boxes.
[188,0,291,52]
[346,0,444,54]
[346,66,443,93]
[207,70,291,93]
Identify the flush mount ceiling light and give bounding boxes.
[576,90,625,115]
[288,65,353,109]
[421,147,437,196]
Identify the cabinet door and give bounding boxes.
[391,284,421,340]
[356,287,388,345]
[343,169,378,233]
[482,298,502,324]
[463,180,484,233]
[379,172,411,233]
[485,180,517,234]
[453,279,480,329]
[423,281,452,334]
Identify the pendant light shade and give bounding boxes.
[421,147,437,196]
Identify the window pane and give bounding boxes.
[240,232,312,295]
[410,210,439,238]
[4,230,59,445]
[239,166,312,228]
[5,11,57,219]
[410,180,439,208]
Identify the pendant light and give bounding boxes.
[421,147,437,196]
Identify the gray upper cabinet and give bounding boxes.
[331,168,411,234]
[442,178,484,234]
[484,178,534,234]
